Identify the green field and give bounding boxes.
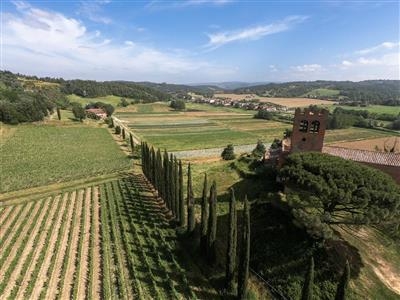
[331,105,400,115]
[302,88,340,98]
[0,125,131,193]
[117,102,400,152]
[67,94,128,107]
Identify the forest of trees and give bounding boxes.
[235,80,400,105]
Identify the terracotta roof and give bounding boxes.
[322,146,400,167]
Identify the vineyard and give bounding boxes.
[0,175,215,299]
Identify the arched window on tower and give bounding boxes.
[310,120,320,133]
[299,120,308,132]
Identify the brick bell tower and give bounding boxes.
[290,107,328,152]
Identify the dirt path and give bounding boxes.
[352,228,400,295]
[0,200,38,271]
[76,187,92,299]
[27,193,68,299]
[90,186,102,299]
[1,196,58,299]
[0,201,32,243]
[45,191,76,300]
[59,189,84,299]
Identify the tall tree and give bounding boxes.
[207,181,217,264]
[225,188,237,293]
[72,102,86,121]
[200,173,209,254]
[129,133,135,153]
[238,195,250,300]
[335,260,350,300]
[163,150,170,209]
[122,127,126,140]
[187,163,195,234]
[301,257,315,300]
[280,152,400,240]
[178,160,185,227]
[174,158,179,222]
[169,154,176,219]
[56,106,61,120]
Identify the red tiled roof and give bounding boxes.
[322,146,400,167]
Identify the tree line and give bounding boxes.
[235,80,400,105]
[140,142,251,299]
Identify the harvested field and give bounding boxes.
[0,176,217,299]
[331,136,400,152]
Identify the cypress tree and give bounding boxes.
[174,158,179,222]
[156,149,162,197]
[301,257,314,300]
[122,127,126,140]
[200,173,208,255]
[163,150,170,209]
[238,195,250,300]
[151,147,157,187]
[335,260,350,300]
[187,163,195,234]
[56,106,61,120]
[207,181,217,264]
[226,188,237,293]
[178,160,185,227]
[169,154,176,219]
[129,133,135,153]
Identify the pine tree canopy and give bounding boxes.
[280,152,400,239]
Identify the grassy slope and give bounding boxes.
[0,124,131,193]
[67,94,127,107]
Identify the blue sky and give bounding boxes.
[2,0,399,83]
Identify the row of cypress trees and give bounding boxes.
[141,142,185,224]
[141,143,251,299]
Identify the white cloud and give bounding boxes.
[291,64,322,72]
[205,15,308,49]
[77,0,112,24]
[3,3,235,82]
[355,41,400,55]
[146,0,232,10]
[341,60,353,66]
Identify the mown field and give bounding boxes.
[0,124,131,193]
[0,176,216,299]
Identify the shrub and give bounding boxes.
[221,144,236,160]
[115,125,121,135]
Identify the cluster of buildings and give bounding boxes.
[192,97,291,112]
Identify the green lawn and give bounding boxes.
[0,125,131,193]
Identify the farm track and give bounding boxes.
[90,186,102,299]
[45,191,77,300]
[59,189,84,299]
[27,193,68,299]
[76,187,92,299]
[0,196,56,299]
[14,194,64,299]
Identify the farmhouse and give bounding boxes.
[85,108,107,119]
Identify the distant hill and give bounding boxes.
[234,80,400,105]
[191,81,269,90]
